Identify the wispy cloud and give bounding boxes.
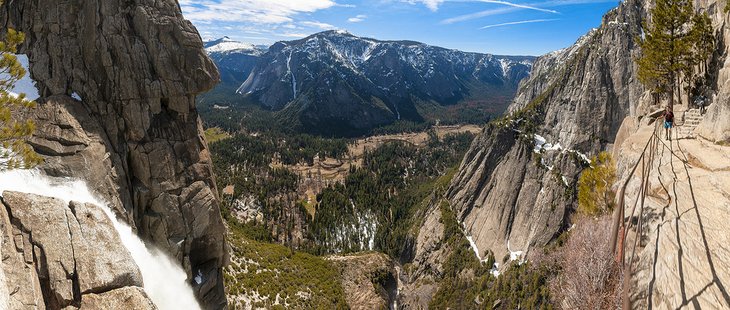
[401,0,445,11]
[441,7,518,24]
[180,0,340,24]
[274,33,311,38]
[440,0,615,24]
[301,21,337,29]
[439,0,559,25]
[404,0,559,12]
[475,0,558,13]
[348,14,368,22]
[479,18,558,29]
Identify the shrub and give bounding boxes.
[577,151,616,215]
[547,215,622,309]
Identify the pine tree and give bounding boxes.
[689,13,714,72]
[0,25,40,170]
[638,0,714,108]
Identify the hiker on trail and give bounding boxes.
[663,106,674,140]
[698,95,708,114]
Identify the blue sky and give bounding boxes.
[180,0,620,56]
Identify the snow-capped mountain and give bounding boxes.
[204,36,265,55]
[204,37,267,88]
[237,31,533,134]
[208,31,535,135]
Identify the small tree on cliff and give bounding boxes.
[638,0,714,107]
[577,152,616,215]
[0,26,40,170]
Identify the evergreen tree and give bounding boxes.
[689,13,714,72]
[638,0,714,107]
[0,25,40,170]
[577,152,616,215]
[684,12,714,102]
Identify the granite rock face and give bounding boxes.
[697,0,730,143]
[80,287,156,310]
[398,201,451,308]
[328,253,395,310]
[447,0,646,262]
[0,0,227,307]
[0,191,151,309]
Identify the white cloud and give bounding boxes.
[440,7,518,24]
[301,21,337,29]
[275,33,311,38]
[404,0,562,14]
[479,18,558,29]
[404,0,445,11]
[180,0,340,24]
[348,14,368,22]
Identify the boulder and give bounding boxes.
[80,287,156,309]
[0,191,148,308]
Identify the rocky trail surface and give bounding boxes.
[616,105,730,309]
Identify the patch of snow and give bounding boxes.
[499,58,511,77]
[575,151,591,164]
[561,176,569,187]
[544,143,563,152]
[466,235,483,261]
[205,37,261,55]
[286,50,297,99]
[490,262,501,277]
[533,134,547,153]
[71,92,81,101]
[540,157,554,171]
[506,240,524,264]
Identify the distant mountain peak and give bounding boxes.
[204,37,265,55]
[230,30,536,135]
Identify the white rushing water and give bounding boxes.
[0,170,201,310]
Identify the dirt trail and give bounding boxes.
[617,108,730,309]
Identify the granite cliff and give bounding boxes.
[0,0,227,308]
[446,0,646,262]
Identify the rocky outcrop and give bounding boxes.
[447,0,646,262]
[0,191,154,309]
[328,252,395,310]
[80,287,156,309]
[398,201,452,309]
[0,0,228,307]
[697,1,730,142]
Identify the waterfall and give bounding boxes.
[0,170,201,310]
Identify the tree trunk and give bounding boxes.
[678,79,682,107]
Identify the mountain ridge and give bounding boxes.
[202,30,535,136]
